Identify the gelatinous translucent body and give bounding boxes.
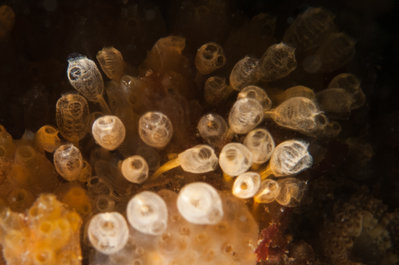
[88,212,129,255]
[92,115,126,150]
[328,73,365,109]
[219,143,253,176]
[254,179,281,203]
[317,88,353,118]
[275,177,307,207]
[34,125,61,153]
[266,97,323,134]
[67,56,104,102]
[195,42,226,75]
[270,140,312,176]
[96,47,125,81]
[56,93,89,143]
[244,128,275,164]
[229,56,259,91]
[283,7,336,52]
[178,145,218,173]
[127,191,168,235]
[204,76,232,105]
[237,85,272,110]
[232,172,261,199]
[282,85,316,102]
[139,111,173,149]
[258,42,297,82]
[228,98,264,134]
[120,155,149,184]
[197,113,228,147]
[0,5,15,38]
[177,182,223,225]
[53,144,83,181]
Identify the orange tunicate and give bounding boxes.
[61,186,92,217]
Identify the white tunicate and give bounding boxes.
[177,182,223,225]
[254,179,281,203]
[270,140,313,177]
[178,145,218,173]
[87,212,129,255]
[237,85,273,110]
[53,144,83,181]
[228,98,264,134]
[197,113,228,147]
[67,56,104,102]
[92,115,126,150]
[127,191,168,235]
[219,143,253,176]
[232,172,261,199]
[244,128,275,164]
[120,155,149,184]
[229,56,260,91]
[138,111,173,149]
[275,177,307,207]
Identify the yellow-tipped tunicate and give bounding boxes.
[228,98,264,134]
[232,172,261,199]
[197,113,229,147]
[195,42,226,75]
[120,155,149,184]
[151,144,218,179]
[96,47,125,81]
[138,111,173,149]
[92,115,126,151]
[254,179,281,203]
[53,144,83,181]
[67,55,111,113]
[177,182,223,225]
[275,177,307,207]
[219,143,253,176]
[229,56,260,91]
[237,85,273,111]
[87,212,129,255]
[266,140,312,177]
[126,191,168,235]
[34,125,61,153]
[244,128,275,164]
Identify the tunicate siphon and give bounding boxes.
[195,42,226,75]
[177,182,223,225]
[120,155,149,184]
[219,143,252,176]
[87,212,129,255]
[92,115,126,151]
[232,172,261,199]
[53,144,83,181]
[228,98,264,134]
[126,191,168,235]
[244,128,275,164]
[138,111,173,149]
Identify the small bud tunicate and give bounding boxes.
[138,111,173,149]
[254,179,280,203]
[92,115,126,151]
[120,155,149,184]
[219,143,253,176]
[232,172,261,199]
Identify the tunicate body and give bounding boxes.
[237,85,272,111]
[219,143,253,176]
[232,172,261,199]
[197,113,228,147]
[244,128,275,164]
[254,179,281,203]
[228,98,264,134]
[229,56,260,91]
[120,155,149,184]
[92,115,126,151]
[53,144,83,181]
[96,47,125,81]
[178,145,218,173]
[138,111,173,149]
[195,42,226,75]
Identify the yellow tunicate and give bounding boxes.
[34,125,61,153]
[62,186,92,217]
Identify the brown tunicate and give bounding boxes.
[96,47,125,81]
[195,42,226,75]
[203,76,232,106]
[0,5,15,39]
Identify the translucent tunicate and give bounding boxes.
[283,7,336,52]
[67,55,111,113]
[203,76,232,106]
[34,125,61,153]
[237,85,272,111]
[87,212,129,255]
[138,111,173,149]
[328,73,365,109]
[197,113,229,147]
[243,128,275,164]
[280,85,316,103]
[219,143,253,176]
[92,115,126,151]
[53,144,83,181]
[56,93,90,143]
[257,42,297,82]
[96,47,125,81]
[228,98,264,134]
[126,191,168,235]
[316,88,353,118]
[254,179,281,203]
[120,155,149,184]
[229,56,260,91]
[195,42,226,75]
[177,182,223,225]
[152,145,218,179]
[269,140,312,177]
[275,177,307,207]
[232,172,261,199]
